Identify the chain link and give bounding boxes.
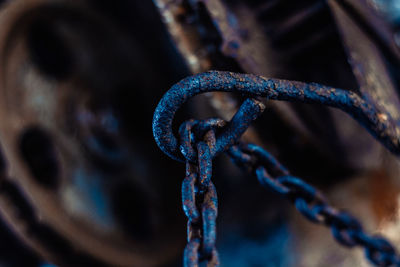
[179,121,400,266]
[180,120,220,267]
[153,71,400,266]
[228,142,400,266]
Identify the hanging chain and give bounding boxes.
[180,120,220,267]
[153,71,400,266]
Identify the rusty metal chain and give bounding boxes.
[180,120,220,266]
[153,71,400,266]
[229,142,400,266]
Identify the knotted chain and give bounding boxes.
[153,71,400,266]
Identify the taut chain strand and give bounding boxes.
[229,142,400,266]
[152,71,400,266]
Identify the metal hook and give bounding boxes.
[153,71,400,162]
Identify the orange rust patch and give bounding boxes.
[369,169,399,223]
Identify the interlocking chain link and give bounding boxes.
[153,71,400,266]
[180,120,220,267]
[229,143,400,266]
[178,116,400,266]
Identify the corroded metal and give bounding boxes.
[0,0,399,266]
[153,71,400,162]
[153,0,391,177]
[180,120,219,267]
[153,70,400,265]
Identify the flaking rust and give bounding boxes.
[153,69,400,266]
[0,0,400,266]
[153,71,400,163]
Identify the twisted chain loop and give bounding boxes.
[229,143,400,266]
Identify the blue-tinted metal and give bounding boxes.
[183,238,201,267]
[153,71,400,266]
[201,181,218,258]
[179,121,220,266]
[179,120,198,164]
[179,118,226,163]
[198,141,213,188]
[153,71,400,163]
[182,173,200,224]
[235,143,400,266]
[242,143,289,176]
[255,166,289,195]
[213,98,264,156]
